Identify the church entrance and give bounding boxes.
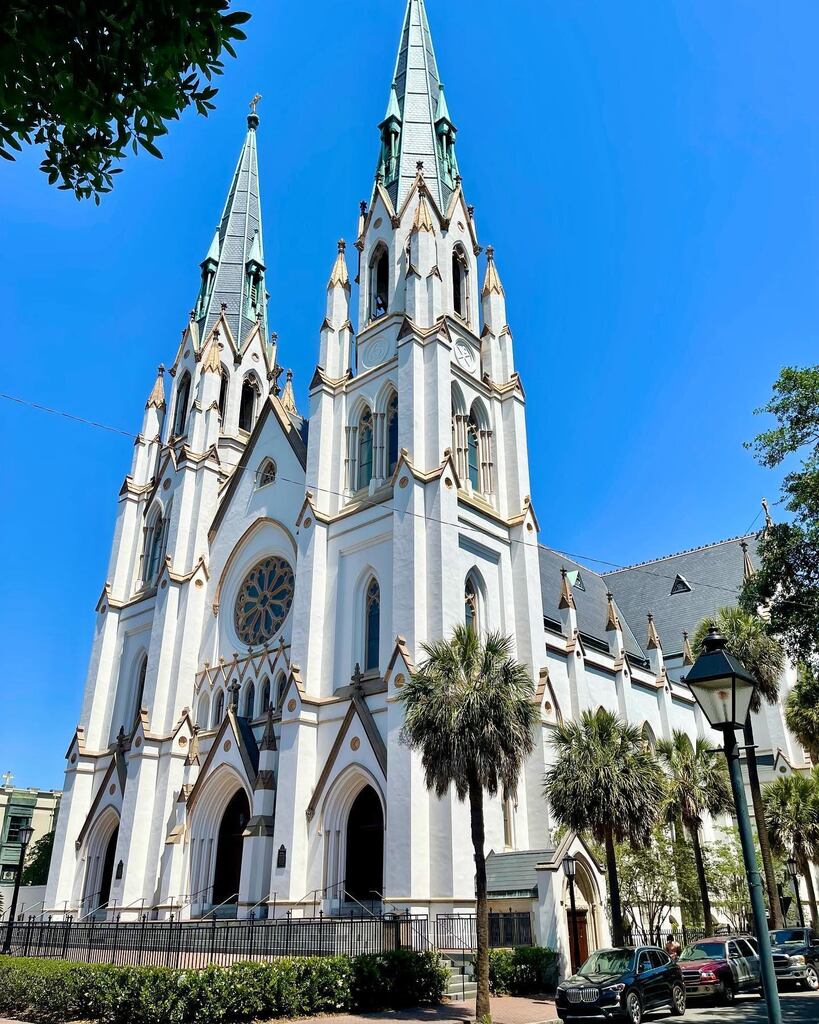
[98,826,118,910]
[344,785,384,903]
[212,789,249,906]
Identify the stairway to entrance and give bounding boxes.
[445,952,477,1001]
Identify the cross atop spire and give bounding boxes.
[377,0,458,211]
[193,111,267,347]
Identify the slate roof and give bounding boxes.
[538,547,646,661]
[603,536,757,659]
[485,849,553,897]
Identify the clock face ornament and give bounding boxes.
[454,340,476,371]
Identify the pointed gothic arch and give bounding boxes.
[132,653,148,731]
[357,406,374,490]
[218,367,229,423]
[257,457,277,488]
[369,243,389,320]
[467,399,493,494]
[239,374,261,433]
[275,671,287,709]
[81,806,120,918]
[197,691,211,729]
[261,676,272,713]
[243,681,256,719]
[386,390,399,477]
[213,689,226,728]
[364,576,381,672]
[452,243,469,321]
[641,722,658,752]
[320,765,386,907]
[464,568,486,634]
[172,371,191,437]
[144,503,170,585]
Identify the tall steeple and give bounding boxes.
[377,0,457,211]
[194,103,267,348]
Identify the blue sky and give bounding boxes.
[2,0,818,789]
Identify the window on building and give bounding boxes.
[145,510,169,584]
[197,692,210,729]
[502,797,514,849]
[261,678,271,713]
[257,458,277,488]
[358,409,374,490]
[365,577,381,672]
[172,372,191,437]
[244,682,256,719]
[133,657,147,727]
[452,248,468,320]
[214,690,225,727]
[276,672,287,708]
[239,378,257,432]
[370,247,389,319]
[6,815,31,843]
[465,576,479,633]
[386,392,399,477]
[218,369,229,423]
[670,574,692,595]
[467,414,480,491]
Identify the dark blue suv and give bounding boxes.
[556,946,686,1023]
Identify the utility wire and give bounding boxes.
[1,390,766,600]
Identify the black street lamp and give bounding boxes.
[1,822,34,954]
[786,855,805,928]
[562,853,581,974]
[684,626,782,1024]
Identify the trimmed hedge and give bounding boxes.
[487,946,559,995]
[0,950,449,1024]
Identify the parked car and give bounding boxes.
[767,928,819,991]
[677,936,761,1004]
[555,946,686,1023]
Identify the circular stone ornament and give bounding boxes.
[350,737,361,751]
[287,698,297,712]
[234,556,295,646]
[223,740,231,752]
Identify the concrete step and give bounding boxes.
[446,981,478,1000]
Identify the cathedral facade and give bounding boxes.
[45,0,806,960]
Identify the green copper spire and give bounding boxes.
[195,108,267,346]
[377,0,458,211]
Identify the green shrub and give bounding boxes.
[0,950,447,1023]
[487,946,559,995]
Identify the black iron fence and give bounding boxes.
[624,926,718,948]
[4,913,430,968]
[434,912,533,951]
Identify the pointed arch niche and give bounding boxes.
[369,243,389,320]
[452,244,469,322]
[172,372,191,438]
[464,568,487,634]
[81,806,120,918]
[321,766,385,910]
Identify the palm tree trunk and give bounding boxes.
[690,826,714,935]
[469,776,491,1022]
[671,819,693,928]
[604,828,625,946]
[799,856,819,931]
[743,717,784,928]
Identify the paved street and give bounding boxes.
[674,991,819,1024]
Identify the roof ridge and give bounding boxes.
[602,533,756,576]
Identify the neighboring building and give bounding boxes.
[0,779,60,883]
[44,0,808,968]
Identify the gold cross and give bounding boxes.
[249,93,262,113]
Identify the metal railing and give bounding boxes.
[434,911,533,951]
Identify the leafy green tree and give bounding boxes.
[399,626,539,1023]
[763,772,819,930]
[21,831,54,886]
[785,666,819,765]
[707,827,754,932]
[671,830,705,928]
[543,708,664,946]
[1,2,251,201]
[616,828,679,943]
[742,366,819,664]
[691,607,786,927]
[656,731,732,935]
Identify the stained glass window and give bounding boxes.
[386,392,399,477]
[261,677,271,713]
[234,556,295,646]
[173,373,191,437]
[358,410,374,490]
[258,458,277,488]
[214,690,225,726]
[243,682,256,719]
[467,417,480,490]
[365,577,380,671]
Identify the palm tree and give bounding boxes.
[691,606,786,927]
[763,771,819,930]
[399,626,539,1023]
[544,708,665,946]
[656,731,732,934]
[785,666,819,765]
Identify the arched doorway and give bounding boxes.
[99,826,119,909]
[212,789,250,906]
[344,785,384,902]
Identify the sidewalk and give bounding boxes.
[297,994,558,1024]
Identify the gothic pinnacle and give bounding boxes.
[328,239,350,289]
[482,246,505,296]
[146,364,166,409]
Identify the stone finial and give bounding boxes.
[328,238,350,289]
[260,706,277,752]
[605,591,620,632]
[146,364,166,409]
[412,188,435,234]
[762,497,774,533]
[271,363,284,397]
[646,613,661,651]
[281,369,298,415]
[558,567,576,611]
[682,631,695,667]
[202,337,222,374]
[227,679,240,709]
[740,539,755,583]
[482,245,504,297]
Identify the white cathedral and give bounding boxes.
[45,0,809,961]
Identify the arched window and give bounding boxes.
[257,458,276,488]
[364,577,381,672]
[145,508,169,584]
[172,372,191,437]
[452,247,468,320]
[358,409,374,490]
[502,796,514,849]
[370,246,389,319]
[133,656,147,727]
[465,576,479,633]
[276,672,287,708]
[197,692,210,729]
[239,378,257,432]
[467,414,480,491]
[243,682,256,719]
[218,369,229,423]
[261,677,271,713]
[214,690,225,727]
[386,392,399,477]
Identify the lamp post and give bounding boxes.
[2,822,34,954]
[684,626,782,1024]
[786,855,805,928]
[562,853,581,974]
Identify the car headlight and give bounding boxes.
[601,983,626,995]
[700,971,718,983]
[790,955,806,966]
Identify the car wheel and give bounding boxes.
[669,982,686,1015]
[720,981,736,1005]
[625,990,642,1024]
[805,965,819,991]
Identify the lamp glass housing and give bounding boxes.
[18,824,34,848]
[684,629,757,731]
[562,853,577,880]
[787,856,798,878]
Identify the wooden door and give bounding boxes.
[567,910,589,973]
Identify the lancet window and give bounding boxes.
[364,577,381,672]
[172,372,191,437]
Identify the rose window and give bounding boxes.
[234,557,295,646]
